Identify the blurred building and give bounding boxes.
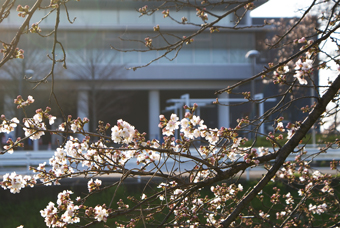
[0,0,274,147]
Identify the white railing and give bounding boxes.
[0,150,54,175]
[0,148,338,176]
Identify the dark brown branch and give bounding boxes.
[0,0,43,68]
[220,73,340,227]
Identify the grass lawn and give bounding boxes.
[1,176,338,227]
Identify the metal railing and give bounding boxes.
[0,148,338,176]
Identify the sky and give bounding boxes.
[251,0,315,18]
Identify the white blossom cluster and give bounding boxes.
[293,37,315,85]
[275,121,299,140]
[270,37,315,86]
[205,183,244,226]
[0,172,36,193]
[93,205,109,222]
[39,188,109,226]
[87,178,102,192]
[157,181,178,201]
[40,190,80,227]
[23,108,56,140]
[23,118,46,140]
[48,147,74,178]
[111,119,136,144]
[191,169,211,183]
[19,95,35,107]
[156,182,245,227]
[0,117,19,134]
[294,58,313,85]
[161,113,181,136]
[160,113,225,145]
[160,113,252,164]
[0,117,20,153]
[309,203,327,215]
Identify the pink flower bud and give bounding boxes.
[298,37,306,43]
[184,112,191,118]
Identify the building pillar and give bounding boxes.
[4,94,16,141]
[218,93,230,129]
[51,117,63,148]
[33,139,39,151]
[148,90,160,140]
[254,94,264,135]
[77,90,89,136]
[245,11,252,26]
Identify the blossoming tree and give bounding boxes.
[1,0,340,227]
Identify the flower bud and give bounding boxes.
[298,37,306,43]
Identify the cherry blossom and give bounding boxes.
[111,119,135,144]
[94,205,109,222]
[0,117,19,134]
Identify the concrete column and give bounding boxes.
[4,94,16,140]
[33,139,39,151]
[149,90,160,140]
[255,94,264,135]
[51,117,63,148]
[218,93,230,129]
[77,90,89,135]
[245,11,252,26]
[180,94,190,118]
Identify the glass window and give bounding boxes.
[97,10,118,25]
[230,49,248,63]
[176,46,193,64]
[211,33,229,63]
[154,10,189,25]
[140,50,157,64]
[194,48,211,64]
[229,33,254,49]
[229,33,254,63]
[213,12,233,26]
[193,33,211,64]
[212,49,229,63]
[188,10,205,25]
[122,52,139,64]
[65,32,85,49]
[119,10,154,25]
